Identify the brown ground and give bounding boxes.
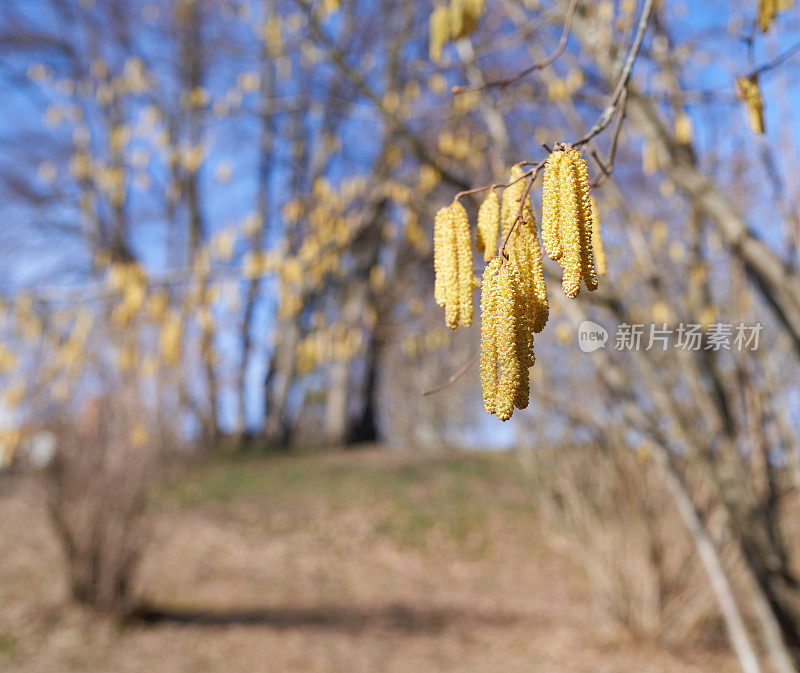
[0,449,736,673]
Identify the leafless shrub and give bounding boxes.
[40,391,168,615]
[519,442,721,646]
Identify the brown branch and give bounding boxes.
[421,349,479,396]
[590,149,611,177]
[294,0,470,191]
[452,165,533,202]
[590,85,628,188]
[451,0,579,95]
[750,39,800,78]
[499,166,541,258]
[571,0,654,148]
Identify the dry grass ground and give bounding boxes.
[0,448,736,673]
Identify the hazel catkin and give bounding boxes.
[442,208,460,328]
[494,264,519,421]
[508,232,533,366]
[433,206,449,307]
[541,150,564,261]
[558,153,583,298]
[542,148,598,298]
[479,258,501,414]
[590,196,607,276]
[476,190,500,262]
[573,150,598,292]
[501,164,532,243]
[451,200,474,327]
[737,75,765,135]
[758,0,793,33]
[479,256,534,421]
[517,216,549,333]
[432,201,474,329]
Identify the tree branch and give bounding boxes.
[571,0,654,148]
[451,0,579,94]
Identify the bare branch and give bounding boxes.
[749,39,800,78]
[421,350,479,396]
[571,0,654,148]
[451,0,579,94]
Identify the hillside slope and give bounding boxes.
[0,449,735,673]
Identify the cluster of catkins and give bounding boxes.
[433,148,604,421]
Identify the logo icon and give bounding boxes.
[578,320,608,352]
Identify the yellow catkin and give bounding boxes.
[429,5,449,62]
[513,286,531,412]
[590,196,607,276]
[432,205,462,328]
[476,190,500,262]
[508,236,533,410]
[494,264,520,421]
[451,200,473,327]
[442,206,460,329]
[509,231,533,365]
[541,150,564,261]
[557,152,583,298]
[737,75,765,134]
[549,148,598,298]
[758,0,773,31]
[433,206,448,306]
[480,258,501,414]
[519,216,549,333]
[500,164,529,243]
[572,150,598,292]
[757,0,790,32]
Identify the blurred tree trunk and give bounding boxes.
[323,284,378,445]
[178,0,219,440]
[324,354,349,444]
[263,323,299,446]
[261,80,310,447]
[348,322,381,444]
[238,1,275,439]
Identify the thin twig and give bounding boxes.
[499,166,541,257]
[453,165,533,203]
[571,0,654,148]
[749,39,800,77]
[451,0,579,94]
[421,350,479,396]
[605,86,628,162]
[589,73,628,188]
[590,149,611,176]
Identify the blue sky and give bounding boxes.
[0,0,799,436]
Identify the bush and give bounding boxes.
[41,392,167,614]
[519,442,719,646]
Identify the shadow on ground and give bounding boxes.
[129,602,521,634]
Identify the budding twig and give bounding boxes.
[452,168,531,202]
[590,86,628,188]
[499,161,545,258]
[571,0,654,149]
[451,0,579,95]
[748,39,800,78]
[421,349,480,396]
